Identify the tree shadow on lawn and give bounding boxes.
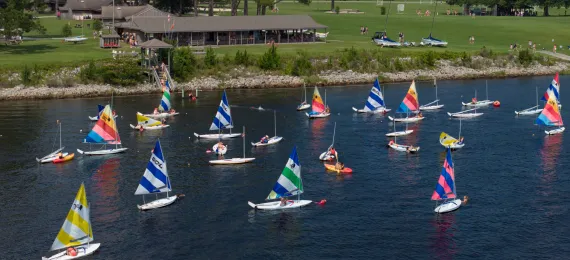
[0,44,57,55]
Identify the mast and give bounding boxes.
[536,86,539,107]
[393,121,397,143]
[331,122,336,147]
[59,121,62,149]
[458,119,462,139]
[274,111,277,137]
[243,126,245,159]
[383,0,393,35]
[111,91,119,149]
[325,88,327,107]
[486,80,489,100]
[435,78,438,105]
[429,0,438,36]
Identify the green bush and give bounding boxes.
[235,50,253,66]
[518,49,533,67]
[335,6,340,14]
[393,58,404,71]
[204,47,217,68]
[79,60,97,83]
[98,58,144,86]
[420,51,436,67]
[92,20,103,32]
[289,51,313,76]
[460,52,472,66]
[62,24,72,37]
[21,65,31,86]
[258,45,281,70]
[173,48,198,81]
[380,6,386,15]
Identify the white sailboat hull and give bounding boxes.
[142,112,179,119]
[515,109,543,115]
[212,143,228,155]
[420,104,444,110]
[352,107,391,114]
[37,147,66,163]
[319,151,335,161]
[89,115,117,121]
[297,104,310,111]
[306,112,331,118]
[248,200,313,210]
[388,116,425,123]
[38,152,69,163]
[77,148,128,155]
[209,157,256,165]
[447,112,484,118]
[546,127,565,135]
[385,130,413,137]
[193,132,242,139]
[129,124,170,130]
[434,199,462,213]
[43,243,101,260]
[388,143,420,153]
[138,196,177,211]
[441,142,465,149]
[251,136,283,147]
[462,101,492,107]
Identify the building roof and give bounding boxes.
[139,38,173,49]
[100,5,170,20]
[115,15,327,33]
[60,0,113,11]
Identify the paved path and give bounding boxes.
[538,51,570,61]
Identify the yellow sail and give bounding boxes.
[439,132,458,146]
[50,183,93,251]
[136,112,161,127]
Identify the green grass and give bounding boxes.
[1,2,570,68]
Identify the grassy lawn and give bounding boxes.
[1,2,570,68]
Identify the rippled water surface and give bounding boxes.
[1,76,569,259]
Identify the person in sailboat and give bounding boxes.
[216,141,226,153]
[66,247,78,257]
[471,97,477,104]
[457,137,464,145]
[328,146,337,159]
[335,161,345,170]
[462,195,469,204]
[260,135,269,144]
[280,197,288,206]
[153,107,159,115]
[325,105,331,114]
[417,111,423,118]
[169,108,176,114]
[57,152,64,159]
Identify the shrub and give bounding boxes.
[173,48,198,81]
[79,60,97,83]
[21,65,31,85]
[335,5,340,14]
[518,49,533,67]
[62,24,72,37]
[289,51,313,76]
[460,52,471,66]
[393,58,404,71]
[420,51,436,67]
[258,44,281,70]
[92,19,103,31]
[98,58,144,86]
[380,6,386,15]
[204,47,217,68]
[235,50,252,66]
[339,47,360,70]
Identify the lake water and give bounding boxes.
[1,76,569,259]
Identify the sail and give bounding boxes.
[362,79,386,111]
[439,132,458,146]
[209,90,234,131]
[541,72,560,102]
[158,90,171,112]
[311,87,326,113]
[135,140,171,195]
[267,146,303,200]
[397,80,420,113]
[431,148,456,201]
[50,183,93,251]
[536,93,563,126]
[85,105,121,144]
[136,112,161,127]
[97,105,104,118]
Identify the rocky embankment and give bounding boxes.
[0,60,567,101]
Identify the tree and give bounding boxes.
[209,0,214,16]
[231,0,242,15]
[0,0,45,39]
[92,19,103,31]
[194,0,199,16]
[244,0,249,15]
[331,0,335,11]
[298,0,311,5]
[62,23,72,37]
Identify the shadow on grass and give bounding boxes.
[0,44,57,55]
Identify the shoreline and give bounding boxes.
[0,61,567,101]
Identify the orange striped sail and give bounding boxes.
[85,105,121,144]
[311,87,325,113]
[397,80,420,113]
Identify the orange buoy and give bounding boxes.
[493,100,501,107]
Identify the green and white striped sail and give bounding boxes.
[50,183,93,251]
[267,146,303,200]
[158,90,171,112]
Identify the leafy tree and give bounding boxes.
[92,19,103,31]
[62,23,72,37]
[0,0,45,39]
[298,0,311,5]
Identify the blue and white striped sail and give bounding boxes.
[267,146,303,200]
[134,140,171,195]
[158,90,171,112]
[362,79,386,112]
[209,90,234,131]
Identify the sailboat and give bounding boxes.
[37,120,67,163]
[447,107,483,118]
[319,122,337,161]
[210,126,256,165]
[385,120,413,137]
[372,0,401,47]
[130,112,170,130]
[89,104,118,121]
[42,183,100,259]
[432,148,462,214]
[296,84,311,111]
[420,1,448,47]
[135,139,178,210]
[420,78,444,110]
[536,91,565,135]
[252,111,283,146]
[248,146,312,210]
[440,119,465,149]
[144,88,179,119]
[387,120,420,153]
[541,72,561,108]
[388,80,425,123]
[515,87,543,115]
[462,81,493,107]
[194,90,242,139]
[352,78,391,114]
[77,104,128,155]
[306,87,330,118]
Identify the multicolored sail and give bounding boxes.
[135,140,171,195]
[97,104,104,118]
[158,90,171,112]
[439,132,459,146]
[267,146,303,200]
[209,90,234,131]
[536,92,563,126]
[431,148,456,201]
[362,79,386,112]
[397,80,420,113]
[85,105,121,144]
[50,183,93,251]
[541,72,560,102]
[136,112,162,127]
[311,87,326,113]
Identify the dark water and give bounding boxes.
[1,76,569,259]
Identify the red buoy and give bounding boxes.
[493,100,501,107]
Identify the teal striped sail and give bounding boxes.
[267,146,303,200]
[159,90,171,112]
